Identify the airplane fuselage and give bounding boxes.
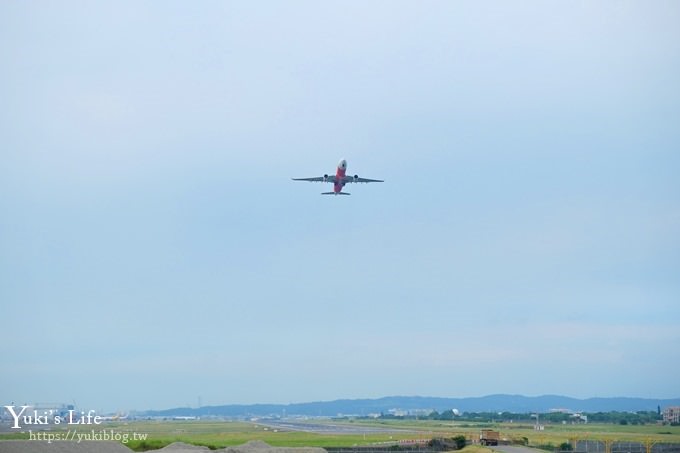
[334,159,348,193]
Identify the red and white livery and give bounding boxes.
[292,159,384,195]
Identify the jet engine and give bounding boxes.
[353,174,359,182]
[323,174,329,182]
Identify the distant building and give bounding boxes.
[409,409,434,417]
[549,408,572,414]
[662,407,680,424]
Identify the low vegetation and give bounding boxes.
[1,417,679,452]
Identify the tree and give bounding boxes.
[453,436,467,450]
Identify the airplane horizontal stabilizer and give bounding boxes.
[321,192,351,195]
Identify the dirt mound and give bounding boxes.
[220,441,327,453]
[0,440,132,453]
[159,442,213,451]
[151,440,327,453]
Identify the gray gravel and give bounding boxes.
[157,442,212,451]
[0,439,329,453]
[220,441,327,453]
[0,440,132,452]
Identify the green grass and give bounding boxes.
[1,419,679,452]
[57,420,429,451]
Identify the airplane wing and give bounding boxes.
[292,176,337,183]
[343,176,384,183]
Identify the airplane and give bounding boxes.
[99,412,128,422]
[292,159,384,195]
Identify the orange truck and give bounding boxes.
[480,429,500,446]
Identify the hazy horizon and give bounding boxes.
[2,1,679,413]
[143,393,680,412]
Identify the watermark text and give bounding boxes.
[29,429,147,444]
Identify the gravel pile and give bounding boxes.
[157,442,212,451]
[0,440,132,453]
[0,439,329,453]
[158,440,328,453]
[223,441,327,453]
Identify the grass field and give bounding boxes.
[1,419,679,451]
[339,419,680,444]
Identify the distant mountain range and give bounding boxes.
[142,395,680,417]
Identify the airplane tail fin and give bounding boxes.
[321,192,351,195]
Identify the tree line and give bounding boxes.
[377,410,665,425]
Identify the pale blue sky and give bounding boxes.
[1,1,679,413]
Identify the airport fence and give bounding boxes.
[573,441,680,453]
